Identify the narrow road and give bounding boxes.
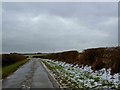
[2,59,57,89]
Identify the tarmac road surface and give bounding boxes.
[2,58,57,89]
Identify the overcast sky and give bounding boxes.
[2,2,118,53]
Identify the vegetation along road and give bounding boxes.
[2,58,59,89]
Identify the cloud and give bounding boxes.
[2,2,118,53]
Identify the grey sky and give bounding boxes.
[118,2,120,46]
[2,2,118,53]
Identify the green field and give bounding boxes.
[2,59,28,79]
[0,68,2,79]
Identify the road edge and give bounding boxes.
[40,59,62,89]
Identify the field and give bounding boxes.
[43,59,120,89]
[2,54,28,79]
[0,68,2,79]
[2,59,28,78]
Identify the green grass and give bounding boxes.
[0,68,2,79]
[2,59,28,79]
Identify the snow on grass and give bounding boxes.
[42,59,120,89]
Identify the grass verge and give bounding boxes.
[0,68,2,79]
[2,59,28,79]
